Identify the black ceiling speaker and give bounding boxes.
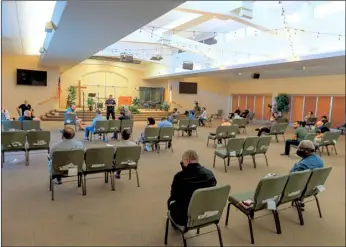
[252,73,260,79]
[182,61,193,70]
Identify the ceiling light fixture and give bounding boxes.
[45,21,57,33]
[39,47,47,54]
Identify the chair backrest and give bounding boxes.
[94,120,109,132]
[304,133,316,141]
[121,119,134,131]
[217,109,223,116]
[64,114,76,124]
[108,120,121,132]
[280,170,312,204]
[51,150,85,175]
[1,131,27,151]
[22,120,41,131]
[321,131,341,145]
[242,136,260,156]
[159,127,174,140]
[302,167,332,198]
[270,123,288,134]
[26,131,50,150]
[114,146,141,169]
[2,121,22,131]
[306,117,317,125]
[232,118,246,127]
[187,185,230,228]
[1,112,6,121]
[178,119,189,128]
[324,122,332,129]
[226,138,245,156]
[215,126,229,138]
[276,118,288,123]
[247,112,255,120]
[143,127,160,140]
[189,119,199,128]
[255,136,271,154]
[253,174,289,211]
[226,125,239,138]
[84,147,115,172]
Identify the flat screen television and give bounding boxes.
[17,69,47,86]
[179,82,197,94]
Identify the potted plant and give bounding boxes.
[275,94,290,120]
[128,104,140,114]
[87,97,95,111]
[160,102,170,111]
[66,86,77,108]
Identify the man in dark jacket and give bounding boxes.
[167,150,217,226]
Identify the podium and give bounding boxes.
[118,96,132,106]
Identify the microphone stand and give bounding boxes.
[82,91,85,120]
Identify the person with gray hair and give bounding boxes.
[167,150,217,227]
[289,140,323,173]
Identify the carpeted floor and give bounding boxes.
[2,121,345,246]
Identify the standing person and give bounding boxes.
[84,109,107,140]
[105,94,116,120]
[17,100,32,116]
[198,107,207,126]
[194,101,201,117]
[167,150,217,226]
[281,121,308,156]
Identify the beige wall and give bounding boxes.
[228,74,346,95]
[1,55,60,117]
[144,63,170,78]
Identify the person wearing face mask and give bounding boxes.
[167,150,217,227]
[289,140,324,211]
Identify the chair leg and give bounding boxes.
[294,200,304,225]
[207,138,209,147]
[227,157,230,166]
[164,217,169,245]
[252,155,257,168]
[247,215,255,244]
[82,175,87,196]
[51,176,54,201]
[282,134,286,142]
[181,233,187,247]
[135,169,140,187]
[275,135,279,143]
[1,152,4,168]
[326,146,330,156]
[49,176,52,191]
[105,172,108,183]
[223,159,227,173]
[225,203,231,226]
[129,169,132,180]
[197,228,200,234]
[78,174,81,187]
[25,151,29,166]
[238,157,243,171]
[314,195,323,218]
[333,145,338,155]
[213,154,216,168]
[216,224,224,247]
[272,210,282,234]
[110,171,115,191]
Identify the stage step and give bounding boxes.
[40,109,185,122]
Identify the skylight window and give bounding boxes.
[314,1,345,18]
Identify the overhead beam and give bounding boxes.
[163,15,212,36]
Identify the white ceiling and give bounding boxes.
[98,1,345,74]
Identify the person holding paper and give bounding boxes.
[105,94,116,120]
[167,150,217,226]
[48,127,84,184]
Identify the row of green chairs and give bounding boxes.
[2,120,41,131]
[264,123,288,142]
[49,145,141,200]
[207,125,239,147]
[231,118,247,133]
[225,167,332,244]
[1,130,50,167]
[164,167,332,246]
[213,136,271,172]
[89,119,134,141]
[141,127,174,154]
[175,119,199,137]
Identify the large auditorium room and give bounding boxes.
[1,1,345,246]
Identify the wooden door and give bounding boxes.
[331,96,345,128]
[291,96,304,122]
[316,96,331,119]
[304,96,317,117]
[232,95,239,112]
[246,95,255,112]
[254,95,263,120]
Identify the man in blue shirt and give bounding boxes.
[18,110,40,121]
[65,105,84,130]
[158,117,173,128]
[84,109,106,140]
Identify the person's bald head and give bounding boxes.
[62,127,75,140]
[181,150,199,167]
[316,120,323,128]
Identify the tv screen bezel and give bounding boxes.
[179,81,198,94]
[16,69,48,87]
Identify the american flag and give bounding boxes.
[57,76,61,104]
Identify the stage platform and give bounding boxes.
[40,109,184,122]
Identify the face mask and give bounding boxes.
[296,150,307,158]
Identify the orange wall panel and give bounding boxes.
[239,95,247,110]
[304,96,317,116]
[232,95,239,112]
[246,96,255,111]
[316,96,331,119]
[263,95,272,121]
[254,96,264,120]
[291,96,304,122]
[331,96,345,127]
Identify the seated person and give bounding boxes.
[229,107,241,119]
[255,112,280,136]
[167,150,217,226]
[138,117,156,144]
[168,108,179,123]
[84,109,106,140]
[184,110,196,136]
[321,115,329,125]
[18,110,40,121]
[65,104,84,130]
[289,140,324,210]
[240,108,250,118]
[210,117,231,144]
[49,127,84,184]
[198,107,207,126]
[114,129,137,179]
[112,111,130,140]
[281,121,308,156]
[304,111,314,121]
[2,107,15,121]
[158,117,173,128]
[314,120,330,142]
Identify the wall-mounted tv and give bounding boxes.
[179,82,197,94]
[17,69,47,86]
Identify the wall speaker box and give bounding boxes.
[253,73,260,79]
[182,61,193,70]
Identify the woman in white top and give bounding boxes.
[198,107,207,126]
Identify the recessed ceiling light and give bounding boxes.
[237,72,242,76]
[302,66,306,70]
